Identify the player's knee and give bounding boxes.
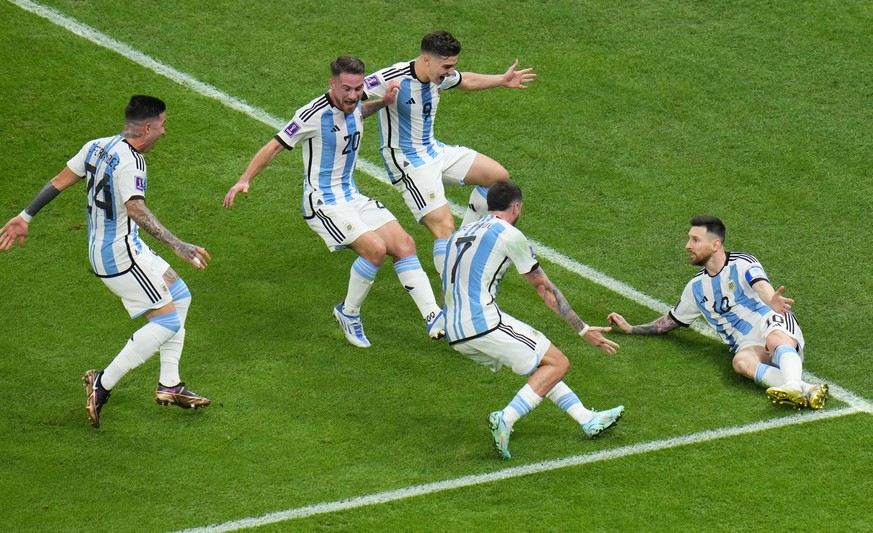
[731,354,756,378]
[386,233,416,259]
[545,351,570,377]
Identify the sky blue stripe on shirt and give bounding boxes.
[319,112,338,204]
[466,224,506,335]
[95,136,123,274]
[420,83,438,159]
[341,110,359,201]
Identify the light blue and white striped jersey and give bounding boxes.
[364,60,462,180]
[274,93,364,208]
[670,252,777,351]
[67,135,148,277]
[442,214,539,343]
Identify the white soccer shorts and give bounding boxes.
[735,311,806,359]
[451,312,551,376]
[100,245,172,318]
[383,145,477,222]
[303,194,397,252]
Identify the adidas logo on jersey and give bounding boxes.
[331,125,340,132]
[405,98,416,105]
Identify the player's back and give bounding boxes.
[443,215,532,342]
[68,134,149,277]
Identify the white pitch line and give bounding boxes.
[173,406,861,533]
[9,1,873,530]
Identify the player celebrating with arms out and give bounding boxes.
[364,30,536,277]
[224,56,445,348]
[607,215,828,409]
[442,181,624,459]
[0,95,212,428]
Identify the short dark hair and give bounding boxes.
[330,55,365,77]
[125,95,165,123]
[421,30,461,57]
[690,215,726,242]
[487,180,523,211]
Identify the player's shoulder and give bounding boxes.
[727,251,760,266]
[685,267,707,285]
[366,60,413,86]
[295,93,334,123]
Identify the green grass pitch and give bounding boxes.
[1,1,872,531]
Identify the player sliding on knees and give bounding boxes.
[224,56,445,348]
[607,215,828,410]
[0,95,212,428]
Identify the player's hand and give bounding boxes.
[0,215,29,251]
[176,243,211,269]
[382,80,401,106]
[606,312,633,334]
[770,285,794,314]
[223,181,249,208]
[582,326,620,355]
[502,59,536,89]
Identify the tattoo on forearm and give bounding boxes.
[127,200,191,256]
[529,267,586,331]
[552,284,586,332]
[631,314,681,335]
[361,101,384,119]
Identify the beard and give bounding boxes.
[689,251,710,266]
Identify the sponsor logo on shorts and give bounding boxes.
[283,121,301,137]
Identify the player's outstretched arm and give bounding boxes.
[523,266,619,355]
[224,139,286,208]
[752,282,794,314]
[459,59,536,91]
[0,166,82,251]
[607,312,682,335]
[126,199,210,269]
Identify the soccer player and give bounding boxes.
[223,56,445,348]
[364,30,536,277]
[442,180,624,459]
[606,215,829,409]
[0,95,212,428]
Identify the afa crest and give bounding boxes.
[727,280,736,292]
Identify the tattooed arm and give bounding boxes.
[523,265,619,355]
[607,312,682,335]
[126,198,210,269]
[361,80,400,119]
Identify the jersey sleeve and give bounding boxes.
[115,158,148,202]
[66,143,90,177]
[439,71,462,90]
[740,256,769,286]
[669,281,701,326]
[363,70,387,99]
[504,226,539,274]
[274,109,317,150]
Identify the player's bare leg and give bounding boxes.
[377,221,444,338]
[460,153,509,226]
